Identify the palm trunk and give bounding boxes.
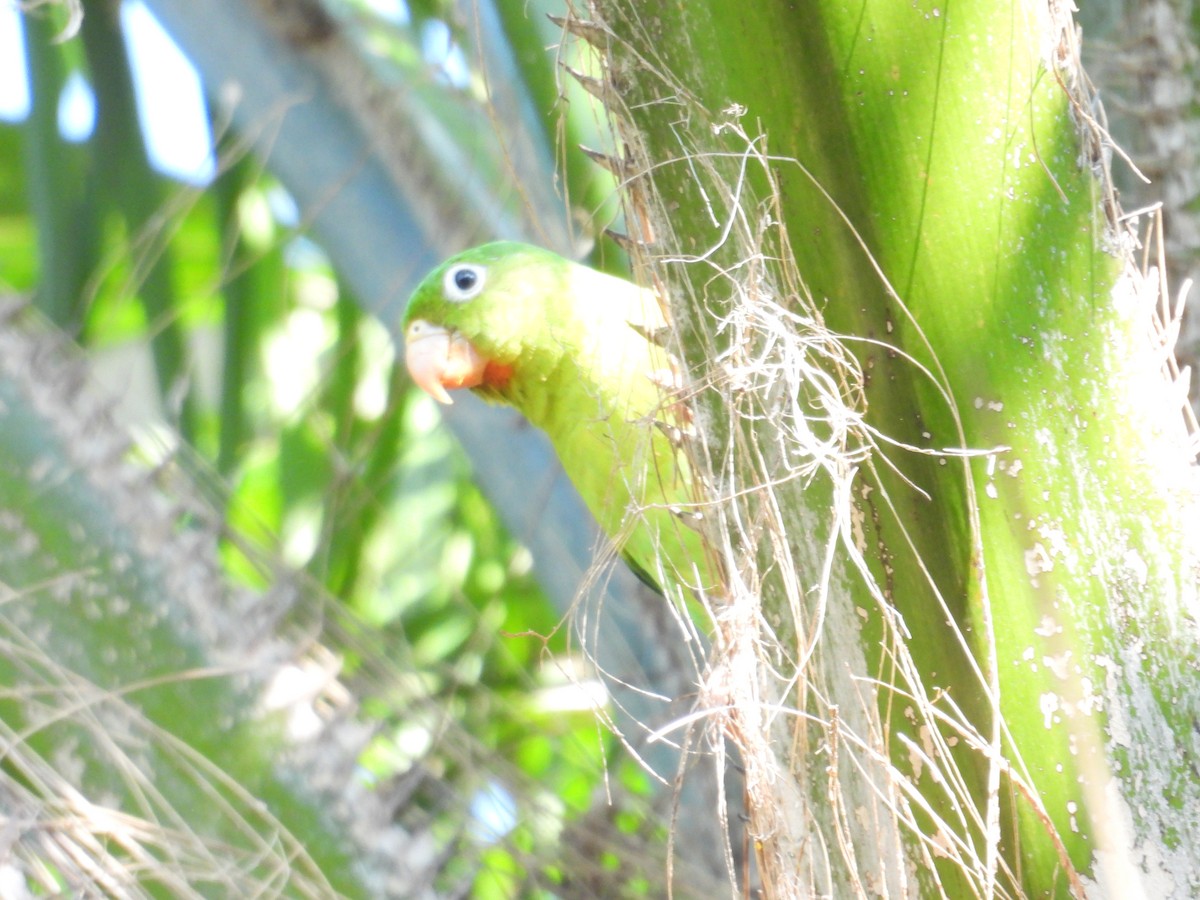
[581,0,1200,895]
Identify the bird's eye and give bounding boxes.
[443,263,486,302]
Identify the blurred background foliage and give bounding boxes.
[0,0,697,896]
[4,0,549,704]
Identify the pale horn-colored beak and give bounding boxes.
[404,320,488,405]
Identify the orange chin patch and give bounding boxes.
[481,360,514,392]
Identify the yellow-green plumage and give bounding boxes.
[403,242,713,597]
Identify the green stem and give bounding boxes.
[20,7,97,329]
[79,0,197,439]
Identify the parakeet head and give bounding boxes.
[403,241,567,405]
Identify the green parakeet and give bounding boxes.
[403,241,716,598]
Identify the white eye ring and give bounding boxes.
[443,263,487,302]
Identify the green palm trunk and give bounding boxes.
[586,0,1200,895]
